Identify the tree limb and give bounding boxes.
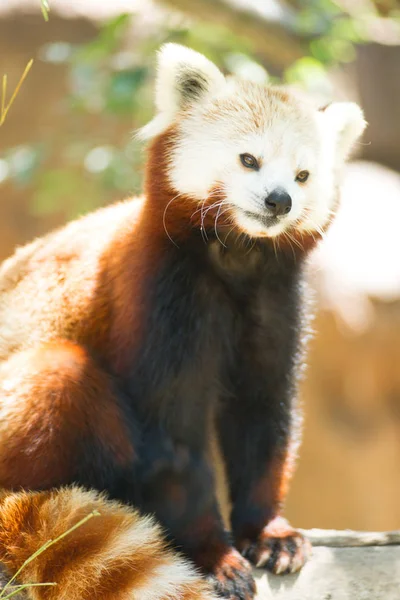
[254,544,400,599]
[300,527,400,547]
[158,0,307,72]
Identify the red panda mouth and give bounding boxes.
[241,210,280,229]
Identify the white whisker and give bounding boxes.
[163,192,184,248]
[282,231,296,261]
[214,204,231,248]
[224,223,236,246]
[286,230,304,252]
[198,198,209,243]
[244,237,256,256]
[272,236,278,261]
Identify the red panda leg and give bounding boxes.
[217,396,311,576]
[216,337,311,578]
[0,340,135,493]
[136,427,256,600]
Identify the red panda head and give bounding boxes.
[139,44,366,245]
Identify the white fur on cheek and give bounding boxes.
[297,164,336,233]
[169,136,232,199]
[168,113,239,199]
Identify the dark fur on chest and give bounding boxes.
[124,234,305,442]
[103,229,311,564]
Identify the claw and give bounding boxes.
[207,547,256,600]
[239,517,311,576]
[274,549,291,574]
[255,547,272,568]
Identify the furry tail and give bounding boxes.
[0,487,217,600]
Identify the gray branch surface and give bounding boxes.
[254,530,400,599]
[299,527,400,547]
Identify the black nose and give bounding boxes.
[264,188,292,216]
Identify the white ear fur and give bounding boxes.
[319,102,367,160]
[137,44,226,140]
[155,43,226,113]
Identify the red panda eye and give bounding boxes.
[240,153,259,170]
[296,170,310,183]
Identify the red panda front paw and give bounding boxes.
[240,517,311,575]
[207,547,256,600]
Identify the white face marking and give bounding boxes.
[168,93,336,238]
[141,44,366,240]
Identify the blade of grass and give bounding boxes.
[1,75,6,119]
[2,583,57,600]
[4,584,57,590]
[40,0,50,21]
[0,60,34,127]
[0,509,100,598]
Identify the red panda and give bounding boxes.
[0,44,366,600]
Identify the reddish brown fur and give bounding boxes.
[0,124,319,594]
[0,42,362,595]
[250,453,292,515]
[143,128,235,241]
[0,125,324,378]
[0,340,134,489]
[0,129,237,599]
[0,487,215,600]
[103,127,241,375]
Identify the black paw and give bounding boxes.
[207,547,256,600]
[241,517,311,575]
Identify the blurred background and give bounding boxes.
[1,0,400,532]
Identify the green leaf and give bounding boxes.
[105,68,147,114]
[284,56,329,87]
[76,14,131,64]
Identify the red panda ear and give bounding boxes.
[154,44,226,115]
[137,44,226,141]
[318,101,367,161]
